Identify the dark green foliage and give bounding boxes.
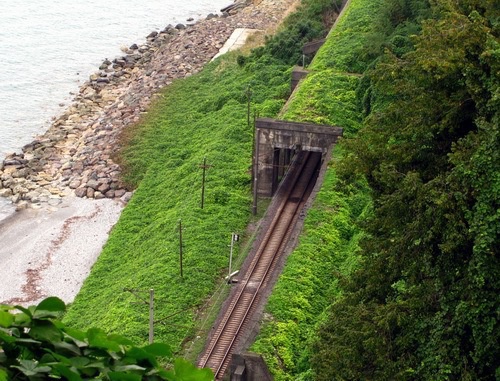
[259,19,325,65]
[0,298,212,380]
[246,0,342,67]
[311,0,500,379]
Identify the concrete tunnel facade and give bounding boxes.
[253,117,343,197]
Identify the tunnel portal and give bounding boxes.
[254,117,343,197]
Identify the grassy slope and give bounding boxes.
[64,0,380,374]
[64,55,291,352]
[249,0,385,379]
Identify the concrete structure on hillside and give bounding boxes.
[253,118,342,197]
[212,28,261,61]
[230,353,273,381]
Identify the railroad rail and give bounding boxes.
[198,150,322,380]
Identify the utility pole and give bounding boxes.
[246,85,252,130]
[179,220,183,278]
[149,289,154,344]
[198,157,212,209]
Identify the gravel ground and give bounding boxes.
[0,197,123,306]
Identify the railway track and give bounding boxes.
[198,150,322,380]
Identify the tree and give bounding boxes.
[312,0,499,379]
[0,297,213,381]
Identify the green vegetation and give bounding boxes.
[64,0,340,361]
[60,0,499,379]
[0,297,212,380]
[251,152,371,380]
[64,53,290,353]
[311,0,500,379]
[250,0,383,378]
[252,0,499,380]
[281,70,362,135]
[311,0,386,73]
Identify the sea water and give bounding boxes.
[0,0,230,214]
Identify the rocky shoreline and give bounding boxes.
[0,0,297,211]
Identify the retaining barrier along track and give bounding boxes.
[198,150,322,380]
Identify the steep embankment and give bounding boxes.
[63,0,339,359]
[253,0,500,380]
[249,0,383,379]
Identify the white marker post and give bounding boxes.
[228,233,239,283]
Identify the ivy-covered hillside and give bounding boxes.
[2,0,496,380]
[252,0,499,380]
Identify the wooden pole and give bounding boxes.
[149,289,154,344]
[246,85,252,130]
[179,220,183,278]
[199,157,212,209]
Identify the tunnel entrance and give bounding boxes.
[253,118,343,198]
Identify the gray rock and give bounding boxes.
[12,168,30,178]
[12,185,28,195]
[69,179,81,189]
[24,190,40,202]
[2,177,14,188]
[0,188,13,197]
[98,183,110,193]
[175,23,186,30]
[74,187,86,198]
[4,159,22,167]
[121,191,133,203]
[48,197,62,206]
[94,191,105,199]
[15,201,29,211]
[87,179,100,190]
[114,189,126,198]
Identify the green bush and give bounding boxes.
[0,298,212,380]
[281,70,362,136]
[311,0,387,73]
